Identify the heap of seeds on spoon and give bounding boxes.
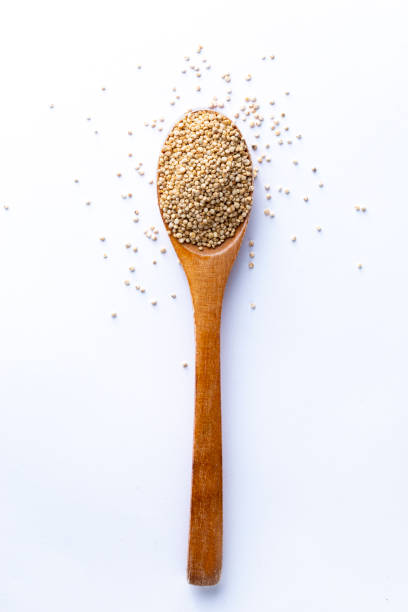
[157,110,253,249]
[53,44,368,326]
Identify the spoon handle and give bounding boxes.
[187,297,223,586]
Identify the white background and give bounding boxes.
[1,0,408,610]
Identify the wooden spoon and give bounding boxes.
[157,113,253,586]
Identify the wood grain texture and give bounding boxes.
[168,221,248,586]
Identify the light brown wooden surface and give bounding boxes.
[169,223,248,586]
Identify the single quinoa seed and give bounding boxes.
[157,110,253,249]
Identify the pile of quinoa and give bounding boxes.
[157,110,253,249]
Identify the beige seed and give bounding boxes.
[124,280,130,286]
[291,235,297,242]
[111,313,117,318]
[151,300,157,306]
[249,262,254,269]
[248,240,254,247]
[249,252,255,258]
[250,303,256,310]
[182,361,188,368]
